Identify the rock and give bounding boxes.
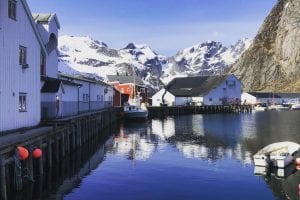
[229,0,300,92]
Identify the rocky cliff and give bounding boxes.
[229,0,300,92]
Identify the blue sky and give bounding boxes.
[27,0,277,56]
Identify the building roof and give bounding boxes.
[247,92,300,99]
[107,75,144,86]
[41,77,81,93]
[59,74,112,88]
[32,13,61,29]
[166,75,235,97]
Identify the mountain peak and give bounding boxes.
[124,43,137,49]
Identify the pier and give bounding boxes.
[148,105,252,118]
[0,108,121,200]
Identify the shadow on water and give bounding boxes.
[7,124,120,200]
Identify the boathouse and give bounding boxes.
[152,74,242,106]
[0,0,46,132]
[33,13,82,119]
[107,74,148,105]
[60,74,114,112]
[242,92,300,105]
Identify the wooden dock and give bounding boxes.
[0,107,121,200]
[148,105,252,118]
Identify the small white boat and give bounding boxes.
[253,141,300,168]
[254,105,267,111]
[267,104,289,111]
[291,103,300,110]
[124,103,148,119]
[123,92,148,120]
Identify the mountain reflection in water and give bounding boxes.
[10,112,300,200]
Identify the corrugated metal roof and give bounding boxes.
[41,77,81,93]
[107,75,144,86]
[32,13,53,23]
[32,13,60,29]
[166,75,234,97]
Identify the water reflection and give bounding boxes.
[150,115,252,164]
[110,121,158,161]
[11,112,300,200]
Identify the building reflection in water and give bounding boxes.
[11,112,300,200]
[110,121,158,161]
[111,115,252,165]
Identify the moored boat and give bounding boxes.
[267,104,289,111]
[253,105,267,111]
[291,103,300,110]
[253,141,300,168]
[123,102,148,120]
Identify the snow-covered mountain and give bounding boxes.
[161,38,252,83]
[58,35,166,90]
[58,35,251,91]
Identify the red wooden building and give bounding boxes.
[107,75,148,106]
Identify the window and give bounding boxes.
[209,98,213,102]
[227,80,236,88]
[19,93,26,112]
[40,51,46,76]
[19,46,28,68]
[8,0,16,20]
[140,88,145,93]
[97,95,100,101]
[101,95,103,102]
[83,93,89,103]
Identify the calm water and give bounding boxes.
[11,111,300,200]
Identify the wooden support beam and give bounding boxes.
[38,141,44,175]
[0,156,7,200]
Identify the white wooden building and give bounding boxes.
[152,75,242,106]
[41,76,81,119]
[242,92,300,105]
[0,0,46,132]
[60,74,114,113]
[32,14,83,119]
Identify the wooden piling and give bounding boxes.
[38,142,44,175]
[0,156,7,200]
[47,138,52,169]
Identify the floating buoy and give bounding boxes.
[296,158,300,165]
[32,148,42,159]
[296,165,300,170]
[17,146,29,160]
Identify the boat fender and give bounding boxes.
[17,146,29,161]
[296,158,300,165]
[32,148,42,159]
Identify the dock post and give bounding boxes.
[61,131,65,158]
[28,146,34,181]
[54,137,59,163]
[47,138,52,169]
[38,141,44,175]
[0,156,7,200]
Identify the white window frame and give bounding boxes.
[19,93,27,112]
[8,0,16,20]
[19,46,28,68]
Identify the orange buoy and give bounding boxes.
[32,148,42,159]
[17,146,29,160]
[296,158,300,165]
[296,165,300,171]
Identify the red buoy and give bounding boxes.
[32,148,42,159]
[17,146,29,160]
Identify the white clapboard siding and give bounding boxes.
[0,0,41,131]
[203,75,242,105]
